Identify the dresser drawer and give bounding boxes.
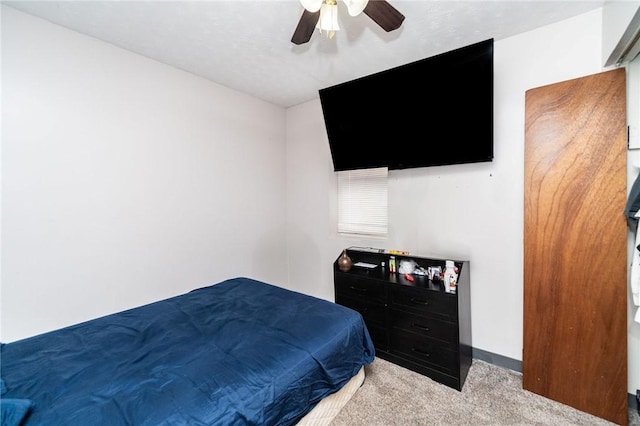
[390,330,458,375]
[390,285,457,322]
[336,294,386,326]
[366,323,389,352]
[335,275,386,303]
[389,309,458,348]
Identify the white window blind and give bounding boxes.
[337,167,388,236]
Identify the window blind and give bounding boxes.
[337,167,388,236]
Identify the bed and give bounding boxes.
[0,277,375,425]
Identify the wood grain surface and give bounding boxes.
[523,68,627,425]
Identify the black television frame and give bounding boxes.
[320,38,494,172]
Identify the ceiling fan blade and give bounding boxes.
[363,0,405,32]
[291,9,321,45]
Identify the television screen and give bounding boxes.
[319,39,494,171]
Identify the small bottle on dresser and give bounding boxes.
[444,260,458,293]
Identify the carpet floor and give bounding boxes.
[331,357,640,425]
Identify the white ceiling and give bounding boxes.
[3,0,605,108]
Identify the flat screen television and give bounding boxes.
[319,38,494,171]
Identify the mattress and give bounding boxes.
[1,277,375,425]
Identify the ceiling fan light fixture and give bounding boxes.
[300,0,322,13]
[292,0,404,45]
[316,0,340,39]
[342,0,369,17]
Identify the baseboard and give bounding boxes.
[472,347,522,373]
[472,347,639,415]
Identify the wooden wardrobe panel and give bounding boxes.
[523,68,627,425]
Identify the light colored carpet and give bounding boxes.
[332,357,640,426]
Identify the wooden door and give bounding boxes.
[523,68,627,425]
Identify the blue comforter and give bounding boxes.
[1,277,375,425]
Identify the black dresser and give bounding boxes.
[333,247,472,391]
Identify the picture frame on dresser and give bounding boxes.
[333,247,472,391]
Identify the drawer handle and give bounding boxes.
[411,348,430,357]
[412,323,430,332]
[349,286,369,293]
[410,297,429,305]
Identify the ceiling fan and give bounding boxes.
[291,0,405,45]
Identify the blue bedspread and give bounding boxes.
[1,277,375,425]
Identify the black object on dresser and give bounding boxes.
[333,247,472,391]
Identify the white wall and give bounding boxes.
[287,8,640,394]
[1,6,288,342]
